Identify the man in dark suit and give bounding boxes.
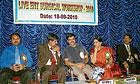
[38,33,65,84]
[116,33,140,75]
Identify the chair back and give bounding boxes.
[49,74,58,84]
[11,76,21,84]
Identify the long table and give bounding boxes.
[65,75,140,84]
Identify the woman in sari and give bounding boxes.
[90,36,121,79]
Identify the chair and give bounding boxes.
[65,65,91,82]
[11,68,34,84]
[49,74,58,84]
[30,68,41,84]
[10,76,21,84]
[65,67,78,82]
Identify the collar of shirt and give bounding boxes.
[124,44,131,55]
[46,44,57,65]
[48,44,56,54]
[48,44,61,56]
[124,44,130,49]
[48,44,52,50]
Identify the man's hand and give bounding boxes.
[84,54,88,63]
[11,64,25,72]
[75,63,85,70]
[64,59,75,66]
[123,61,129,69]
[64,58,86,70]
[53,45,60,53]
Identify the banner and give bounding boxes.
[13,0,98,25]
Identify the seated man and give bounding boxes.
[63,33,93,81]
[0,33,33,84]
[116,33,140,75]
[38,33,66,84]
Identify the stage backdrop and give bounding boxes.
[0,0,140,68]
[13,0,98,25]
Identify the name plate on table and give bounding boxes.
[124,77,137,84]
[99,80,113,84]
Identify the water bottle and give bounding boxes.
[34,67,41,84]
[126,68,129,76]
[37,71,40,81]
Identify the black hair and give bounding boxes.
[66,33,75,40]
[47,33,59,41]
[123,33,132,39]
[10,33,21,39]
[94,36,103,42]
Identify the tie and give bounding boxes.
[126,45,131,55]
[126,45,134,63]
[50,48,57,75]
[15,46,20,64]
[50,48,56,65]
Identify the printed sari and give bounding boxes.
[90,47,121,79]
